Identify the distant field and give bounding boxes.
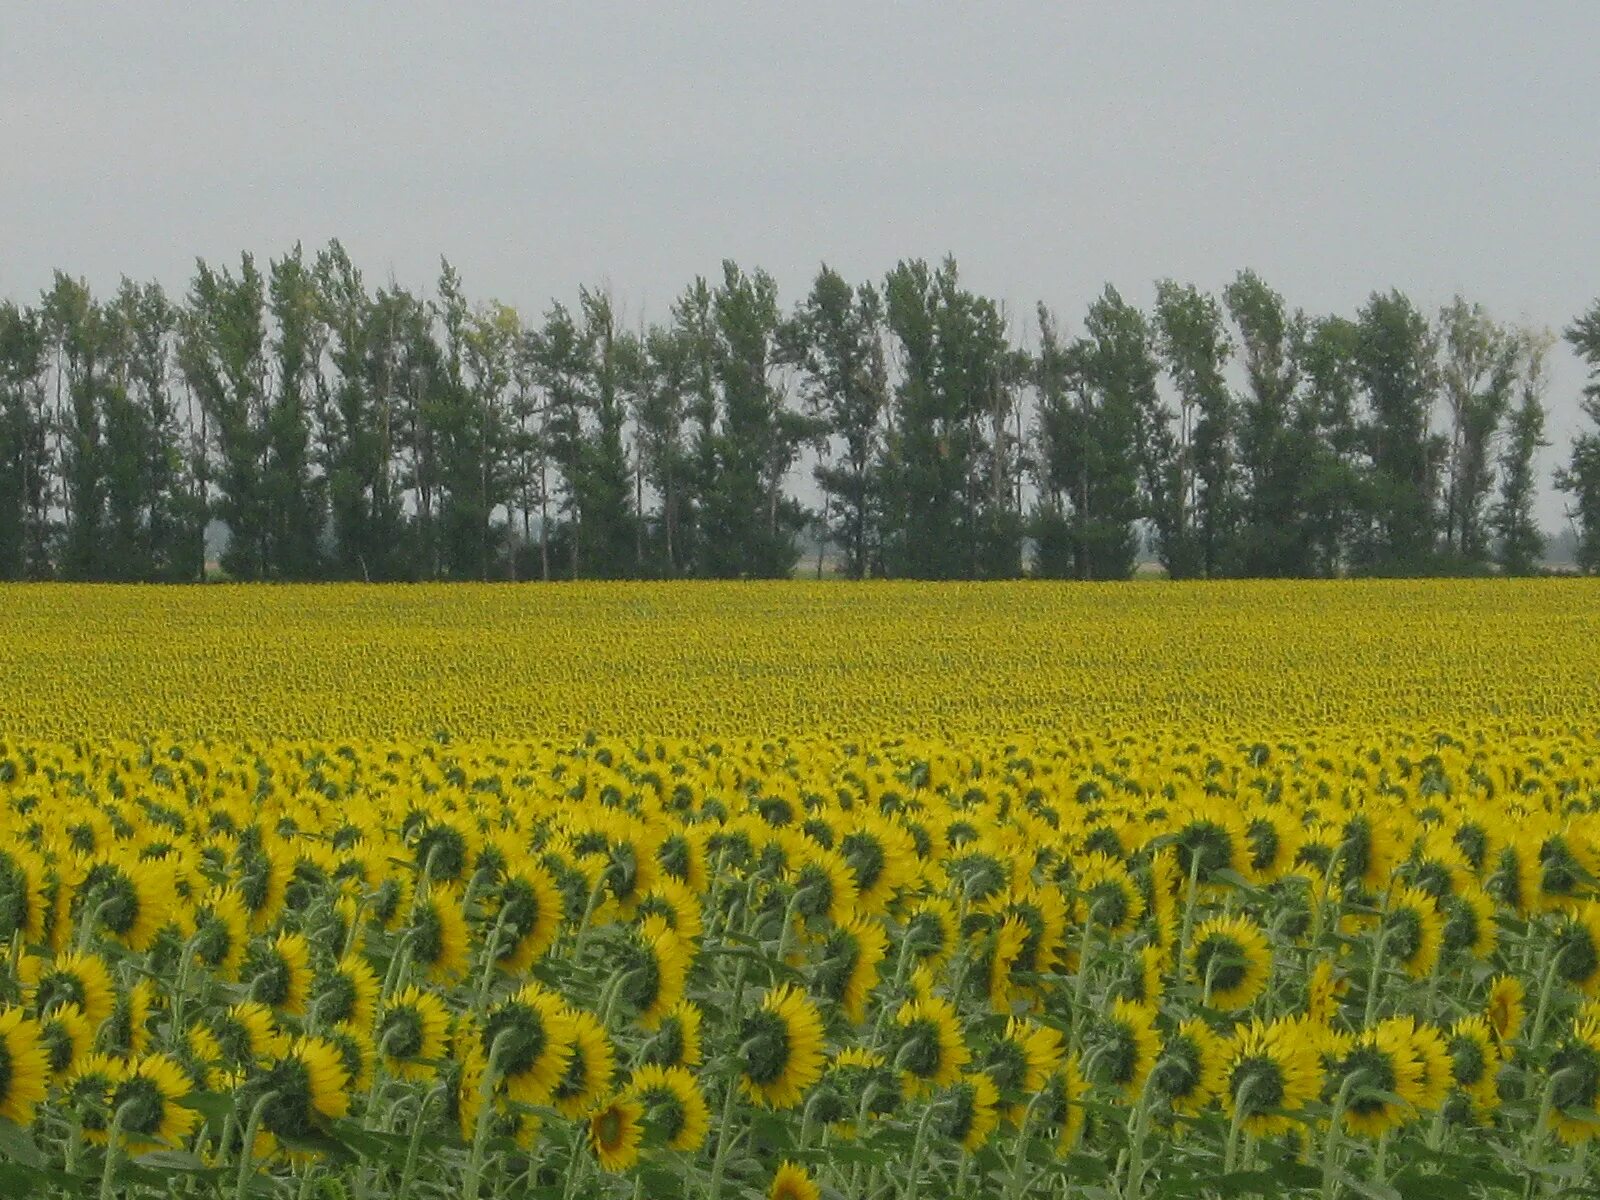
[2,579,1598,740]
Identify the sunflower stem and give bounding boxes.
[901,1096,944,1200]
[1527,944,1564,1061]
[1009,1090,1047,1200]
[234,1089,279,1200]
[1321,1070,1363,1200]
[395,1083,444,1199]
[704,957,749,1200]
[1120,1084,1154,1200]
[98,1101,135,1200]
[464,1030,517,1200]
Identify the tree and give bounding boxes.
[1557,299,1600,574]
[0,302,52,579]
[1491,332,1550,575]
[41,274,112,579]
[1353,291,1441,573]
[700,262,808,578]
[786,265,887,579]
[1298,316,1364,576]
[1436,297,1518,568]
[1225,271,1314,577]
[1152,281,1236,578]
[178,255,271,579]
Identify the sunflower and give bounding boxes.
[811,912,888,1024]
[1382,886,1443,980]
[189,886,250,980]
[1077,852,1145,936]
[1121,943,1167,1008]
[1306,958,1347,1025]
[588,1095,645,1171]
[22,950,116,1030]
[1553,903,1600,995]
[1336,812,1399,894]
[986,1016,1064,1110]
[1243,808,1300,884]
[406,887,471,982]
[904,896,958,968]
[1486,841,1540,918]
[1447,1016,1501,1118]
[787,841,860,928]
[481,983,577,1106]
[618,916,691,1030]
[325,1023,376,1094]
[212,1001,288,1066]
[312,954,379,1031]
[1486,974,1526,1046]
[0,850,48,944]
[940,1071,1001,1153]
[1149,1018,1227,1117]
[1223,1017,1323,1138]
[1441,887,1497,960]
[0,1007,49,1126]
[553,1008,617,1119]
[180,1024,225,1091]
[1044,1055,1088,1154]
[69,854,172,953]
[769,1161,821,1200]
[1168,800,1248,888]
[1546,1015,1600,1145]
[241,1036,352,1142]
[635,876,705,944]
[984,914,1030,1012]
[376,985,452,1081]
[246,931,313,1016]
[1189,914,1270,1012]
[838,812,916,914]
[1087,999,1160,1098]
[640,1001,702,1070]
[103,977,158,1058]
[893,994,971,1097]
[821,1047,900,1137]
[492,865,565,973]
[741,984,826,1109]
[107,1053,200,1153]
[1332,1020,1424,1137]
[39,1003,93,1081]
[63,1053,122,1143]
[624,1062,709,1152]
[1388,1016,1451,1113]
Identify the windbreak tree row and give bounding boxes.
[1,244,1597,582]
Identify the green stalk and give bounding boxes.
[234,1090,280,1200]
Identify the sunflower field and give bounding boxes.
[1,581,1599,1198]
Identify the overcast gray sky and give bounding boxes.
[3,2,1596,524]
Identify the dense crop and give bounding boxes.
[0,581,1598,1198]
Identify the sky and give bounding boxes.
[3,1,1596,525]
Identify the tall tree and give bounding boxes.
[1152,281,1236,578]
[1436,297,1518,568]
[0,302,52,579]
[701,262,808,578]
[1557,298,1600,574]
[1225,271,1314,577]
[41,274,111,579]
[1353,291,1441,573]
[786,265,887,579]
[178,255,271,579]
[1491,332,1550,575]
[1298,316,1364,575]
[264,246,326,579]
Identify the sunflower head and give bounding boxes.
[741,984,826,1110]
[587,1096,644,1172]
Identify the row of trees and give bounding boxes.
[2,244,1597,582]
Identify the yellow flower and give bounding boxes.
[109,1053,201,1153]
[0,1007,50,1126]
[1382,886,1443,981]
[1189,914,1271,1011]
[624,1062,709,1152]
[407,887,471,982]
[1547,1015,1600,1145]
[1553,903,1600,995]
[768,1160,820,1200]
[742,984,826,1110]
[1334,1020,1425,1138]
[1447,1015,1501,1118]
[377,985,452,1081]
[1089,999,1161,1098]
[1224,1017,1322,1138]
[1151,1017,1226,1117]
[481,983,576,1106]
[1486,974,1526,1045]
[588,1096,644,1172]
[553,1008,617,1119]
[943,1071,1000,1152]
[22,950,116,1029]
[893,994,970,1097]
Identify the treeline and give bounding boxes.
[3,244,1599,582]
